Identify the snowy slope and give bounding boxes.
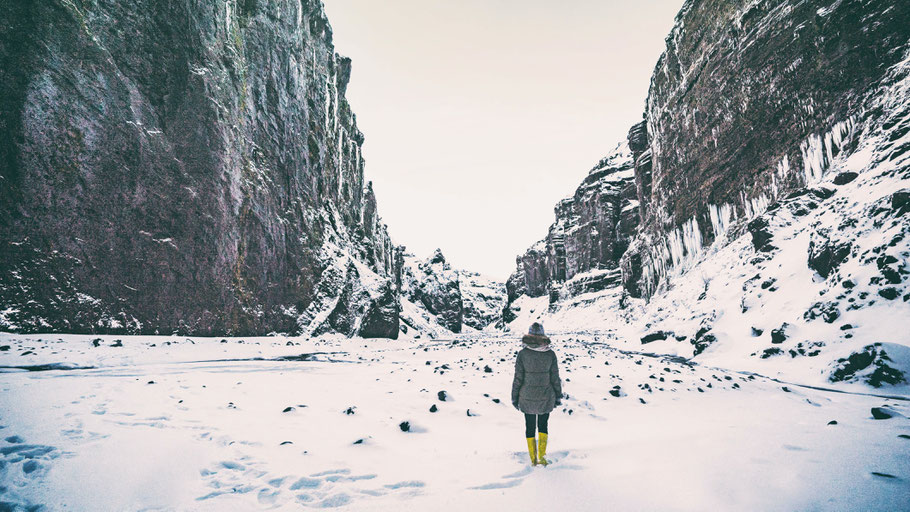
[0,332,907,511]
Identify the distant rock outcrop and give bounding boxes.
[398,249,504,335]
[504,143,638,314]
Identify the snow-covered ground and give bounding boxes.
[1,332,907,511]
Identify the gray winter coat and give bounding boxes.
[511,335,563,415]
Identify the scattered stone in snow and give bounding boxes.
[640,331,670,344]
[827,420,838,425]
[898,435,910,440]
[91,339,102,347]
[429,404,437,413]
[804,302,840,323]
[283,407,295,413]
[771,324,789,344]
[890,189,910,216]
[399,421,411,432]
[466,409,476,417]
[343,407,355,415]
[147,380,155,385]
[832,171,858,185]
[747,218,776,252]
[829,344,906,387]
[782,386,791,393]
[808,230,851,278]
[353,439,364,445]
[878,288,899,300]
[870,407,894,420]
[483,365,492,373]
[280,441,293,446]
[437,391,448,401]
[870,472,898,479]
[0,345,10,351]
[110,339,123,347]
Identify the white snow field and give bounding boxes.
[0,332,908,511]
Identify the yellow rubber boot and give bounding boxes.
[526,437,538,466]
[538,433,549,466]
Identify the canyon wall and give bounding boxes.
[0,0,397,336]
[506,0,910,312]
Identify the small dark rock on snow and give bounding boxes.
[437,391,448,401]
[640,331,669,344]
[429,404,438,413]
[399,421,411,432]
[283,407,294,413]
[770,324,789,344]
[871,407,894,420]
[832,172,858,185]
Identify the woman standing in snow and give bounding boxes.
[511,322,562,466]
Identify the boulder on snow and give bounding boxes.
[640,331,670,344]
[832,172,858,185]
[871,407,894,420]
[691,326,716,356]
[770,324,789,344]
[808,229,852,278]
[803,302,840,323]
[747,218,776,252]
[891,189,910,216]
[829,343,907,387]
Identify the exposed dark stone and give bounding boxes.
[751,327,764,337]
[747,218,776,253]
[870,407,894,420]
[770,324,789,344]
[437,390,447,402]
[0,346,9,351]
[878,288,899,300]
[827,420,837,425]
[891,189,910,215]
[760,347,783,359]
[343,407,355,415]
[282,407,294,413]
[830,343,906,387]
[832,172,859,185]
[429,404,437,413]
[398,421,411,432]
[804,302,840,323]
[808,230,852,279]
[640,331,670,344]
[691,327,716,356]
[483,365,493,373]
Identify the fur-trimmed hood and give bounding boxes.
[522,334,551,350]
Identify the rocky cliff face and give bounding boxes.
[0,0,397,336]
[504,143,638,317]
[398,249,504,335]
[507,0,910,311]
[622,0,910,298]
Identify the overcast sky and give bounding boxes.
[322,0,683,280]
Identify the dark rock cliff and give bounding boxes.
[506,0,910,317]
[622,0,910,297]
[0,0,396,336]
[504,144,638,314]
